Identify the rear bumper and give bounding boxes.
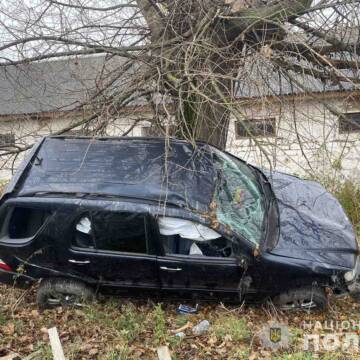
[0,269,35,288]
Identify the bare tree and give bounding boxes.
[0,0,359,164]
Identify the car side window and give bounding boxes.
[158,217,234,258]
[72,211,148,254]
[6,207,50,240]
[160,235,234,258]
[72,216,95,249]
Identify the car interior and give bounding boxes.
[160,234,234,258]
[71,212,235,258]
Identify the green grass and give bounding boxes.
[212,314,250,341]
[152,303,167,346]
[116,303,146,342]
[33,343,53,360]
[174,315,189,328]
[273,353,313,360]
[104,347,131,360]
[333,181,360,235]
[0,311,7,326]
[84,301,146,342]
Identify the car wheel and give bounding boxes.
[37,278,95,308]
[273,286,327,311]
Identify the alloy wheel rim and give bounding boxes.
[280,298,317,310]
[46,293,84,307]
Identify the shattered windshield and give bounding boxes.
[213,150,265,245]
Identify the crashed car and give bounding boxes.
[0,136,358,310]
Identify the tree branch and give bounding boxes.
[48,0,138,11]
[225,0,313,32]
[0,49,107,66]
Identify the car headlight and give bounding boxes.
[345,257,360,282]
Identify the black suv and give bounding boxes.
[0,136,358,310]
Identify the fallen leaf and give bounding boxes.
[5,323,14,336]
[30,310,39,318]
[89,348,98,356]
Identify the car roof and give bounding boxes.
[10,136,218,213]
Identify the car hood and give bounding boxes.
[264,171,358,269]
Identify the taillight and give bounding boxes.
[0,259,12,272]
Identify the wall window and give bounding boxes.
[0,133,15,146]
[142,126,160,137]
[142,125,177,137]
[235,118,276,139]
[64,129,91,136]
[339,113,360,133]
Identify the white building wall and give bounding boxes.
[226,95,360,182]
[0,95,360,183]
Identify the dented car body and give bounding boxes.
[0,136,359,309]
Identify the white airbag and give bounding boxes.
[76,217,92,234]
[158,217,221,241]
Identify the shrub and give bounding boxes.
[333,181,360,235]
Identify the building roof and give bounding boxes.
[0,30,358,117]
[236,26,360,99]
[235,61,358,99]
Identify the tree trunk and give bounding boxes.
[137,0,313,150]
[194,101,230,150]
[179,79,231,150]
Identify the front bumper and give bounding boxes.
[347,257,360,298]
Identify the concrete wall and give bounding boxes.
[1,93,360,183]
[226,94,360,182]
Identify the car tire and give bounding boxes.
[37,278,95,308]
[273,286,327,311]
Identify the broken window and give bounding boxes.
[8,207,49,239]
[72,216,95,249]
[158,217,234,258]
[73,212,148,254]
[213,150,265,245]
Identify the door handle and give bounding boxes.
[68,259,91,265]
[160,266,182,272]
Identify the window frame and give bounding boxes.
[0,133,15,146]
[235,118,276,139]
[339,112,360,134]
[0,204,51,244]
[70,210,153,256]
[155,218,237,261]
[71,213,97,251]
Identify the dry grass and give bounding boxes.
[0,286,359,359]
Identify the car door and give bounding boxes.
[156,218,247,294]
[184,255,244,293]
[65,209,160,289]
